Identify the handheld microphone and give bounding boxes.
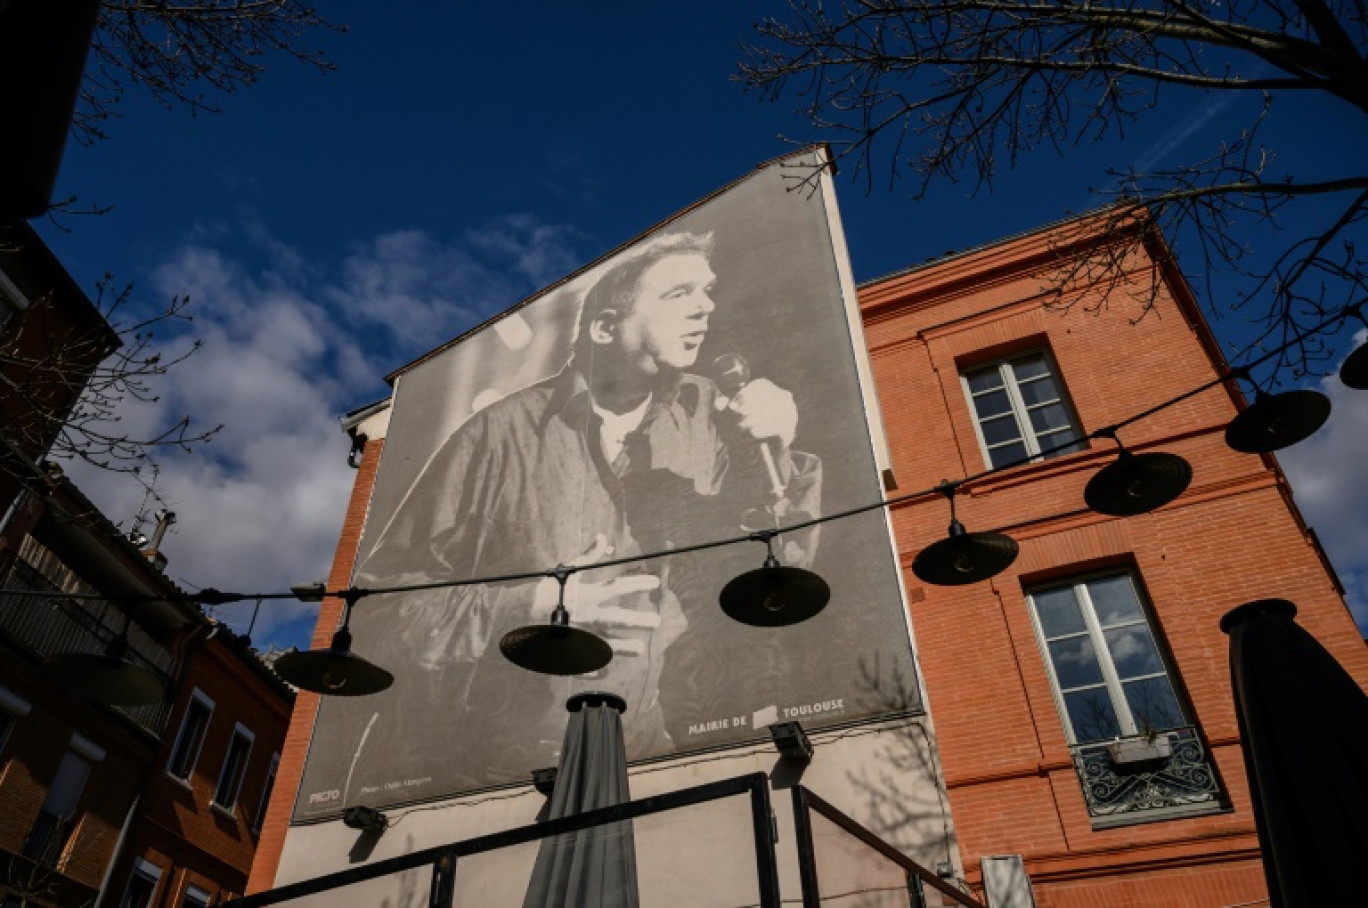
[711,353,785,498]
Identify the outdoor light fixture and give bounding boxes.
[46,617,166,707]
[532,767,558,797]
[1340,305,1368,390]
[719,532,830,627]
[342,805,389,832]
[500,566,613,676]
[1225,388,1331,453]
[912,482,1018,586]
[290,581,327,602]
[1084,433,1192,517]
[273,592,394,696]
[769,721,814,762]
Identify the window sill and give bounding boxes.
[1089,801,1231,830]
[962,446,1100,496]
[164,771,194,791]
[210,802,237,819]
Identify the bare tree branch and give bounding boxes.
[76,0,344,143]
[740,0,1368,379]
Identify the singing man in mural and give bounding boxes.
[354,231,822,786]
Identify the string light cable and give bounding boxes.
[2,297,1362,616]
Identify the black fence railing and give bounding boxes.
[21,810,74,868]
[791,786,985,908]
[0,581,177,736]
[226,773,780,908]
[1068,726,1224,823]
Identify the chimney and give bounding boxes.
[141,509,176,570]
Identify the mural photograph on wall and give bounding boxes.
[294,150,920,818]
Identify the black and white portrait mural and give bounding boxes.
[293,151,920,818]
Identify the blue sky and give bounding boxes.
[32,3,1368,646]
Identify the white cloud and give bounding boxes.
[63,215,582,649]
[1279,329,1368,635]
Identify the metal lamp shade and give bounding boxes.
[719,557,830,627]
[45,647,165,706]
[274,628,394,696]
[1340,340,1368,390]
[1222,598,1368,906]
[912,520,1018,586]
[501,614,613,676]
[1225,390,1331,453]
[1084,450,1193,517]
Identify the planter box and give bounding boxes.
[1106,735,1173,765]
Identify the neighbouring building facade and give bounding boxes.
[249,162,1364,906]
[0,226,294,908]
[859,214,1368,905]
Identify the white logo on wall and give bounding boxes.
[308,789,341,804]
[685,700,849,738]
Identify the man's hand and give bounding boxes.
[722,378,798,449]
[529,535,662,655]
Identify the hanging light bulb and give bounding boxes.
[46,630,166,706]
[1084,432,1193,517]
[719,532,830,627]
[912,482,1018,586]
[500,567,613,675]
[273,592,393,696]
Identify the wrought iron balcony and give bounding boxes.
[0,564,176,736]
[1069,726,1224,824]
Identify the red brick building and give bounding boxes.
[251,210,1365,906]
[0,227,294,908]
[860,214,1367,906]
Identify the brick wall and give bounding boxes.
[248,436,383,894]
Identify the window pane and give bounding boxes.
[1034,588,1086,637]
[1103,625,1164,678]
[966,368,1004,394]
[1122,677,1186,733]
[1011,355,1049,381]
[1048,636,1104,688]
[1088,576,1143,625]
[980,414,1022,446]
[1017,374,1061,407]
[1041,436,1085,456]
[988,442,1029,469]
[1065,689,1121,742]
[169,701,210,778]
[1028,402,1071,433]
[971,389,1013,419]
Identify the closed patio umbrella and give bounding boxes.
[523,692,639,908]
[1222,598,1368,906]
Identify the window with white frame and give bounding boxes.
[1027,572,1188,744]
[253,752,280,834]
[213,723,255,811]
[120,859,162,908]
[167,689,214,780]
[22,734,104,865]
[962,351,1085,470]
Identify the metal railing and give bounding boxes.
[21,811,73,868]
[0,573,176,736]
[1068,726,1223,821]
[226,773,780,907]
[791,786,985,908]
